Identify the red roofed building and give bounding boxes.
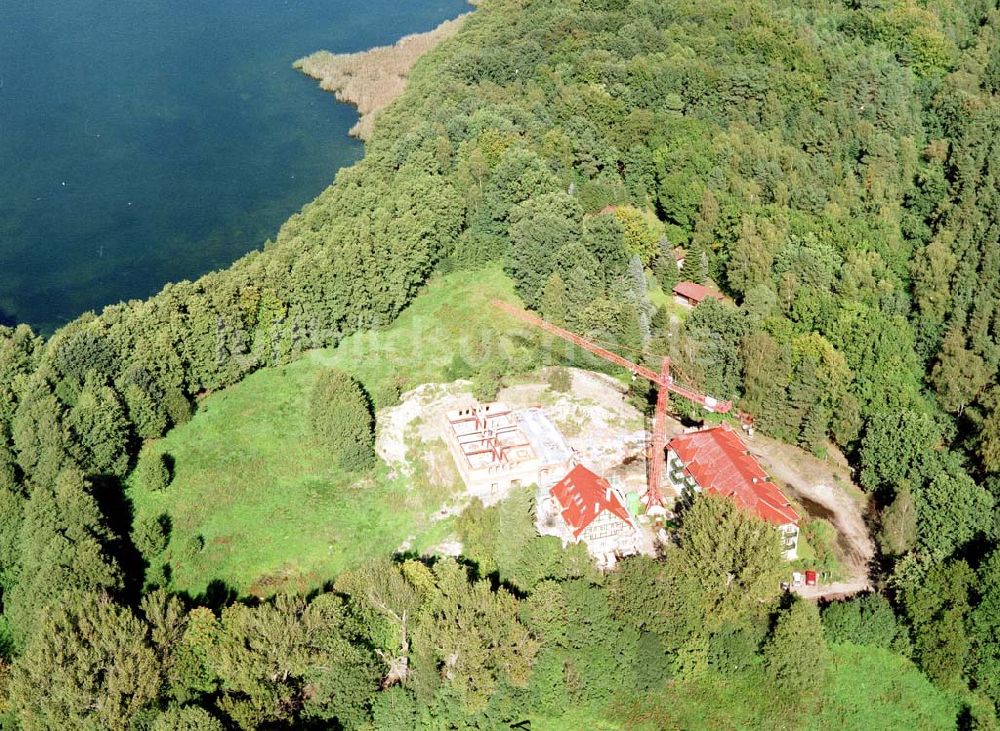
[666,424,801,559]
[672,281,723,308]
[546,465,636,562]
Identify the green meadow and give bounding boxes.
[127,268,530,596]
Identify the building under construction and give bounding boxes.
[493,301,803,562]
[442,401,575,504]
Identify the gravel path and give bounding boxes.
[743,434,874,599]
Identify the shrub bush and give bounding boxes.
[471,361,504,402]
[546,367,572,393]
[308,369,376,471]
[133,514,169,558]
[137,450,171,492]
[372,378,404,410]
[179,534,205,561]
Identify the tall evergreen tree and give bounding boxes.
[66,375,131,477]
[308,369,375,470]
[539,272,569,327]
[652,238,679,292]
[4,468,122,645]
[11,374,71,488]
[9,592,159,731]
[680,238,709,284]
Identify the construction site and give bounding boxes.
[377,299,874,589]
[441,402,574,504]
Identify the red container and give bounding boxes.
[804,570,818,586]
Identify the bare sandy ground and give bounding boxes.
[743,435,874,599]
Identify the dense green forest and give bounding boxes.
[0,0,998,726]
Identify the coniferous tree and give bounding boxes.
[969,550,1000,710]
[652,238,679,292]
[9,592,159,731]
[539,272,569,327]
[123,383,168,440]
[680,238,709,284]
[152,705,225,731]
[0,324,40,428]
[66,375,131,477]
[137,449,171,492]
[903,560,975,690]
[133,514,169,558]
[879,486,918,557]
[508,192,582,308]
[0,480,25,593]
[5,468,122,645]
[308,369,375,470]
[11,374,71,488]
[165,607,220,705]
[931,329,990,414]
[982,402,1000,474]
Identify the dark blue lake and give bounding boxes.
[0,0,468,333]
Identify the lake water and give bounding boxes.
[0,0,469,333]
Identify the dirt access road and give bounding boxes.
[742,433,874,599]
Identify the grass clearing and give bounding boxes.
[648,277,691,323]
[617,643,957,730]
[128,264,872,602]
[814,643,959,729]
[531,708,629,731]
[128,268,527,596]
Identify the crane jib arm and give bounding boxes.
[493,299,734,413]
[492,300,662,383]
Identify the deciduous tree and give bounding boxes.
[672,494,784,630]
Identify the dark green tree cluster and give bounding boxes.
[0,474,951,727]
[1,552,541,729]
[0,0,996,723]
[308,369,376,470]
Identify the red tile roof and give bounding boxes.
[668,423,800,526]
[672,281,722,304]
[550,465,633,537]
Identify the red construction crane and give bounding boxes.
[493,299,732,510]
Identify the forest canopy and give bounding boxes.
[0,0,998,726]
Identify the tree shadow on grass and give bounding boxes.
[174,579,241,614]
[90,473,146,605]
